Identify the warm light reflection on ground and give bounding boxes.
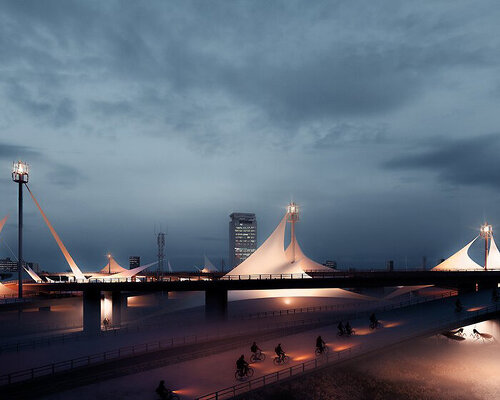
[173,387,197,396]
[355,328,374,336]
[467,306,485,312]
[332,344,352,352]
[283,298,292,305]
[382,321,403,328]
[292,353,311,361]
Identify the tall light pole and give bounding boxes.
[12,161,29,298]
[286,202,299,263]
[480,223,492,270]
[107,253,112,274]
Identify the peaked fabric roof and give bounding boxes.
[100,256,127,274]
[487,234,500,270]
[226,214,335,277]
[201,255,218,273]
[432,236,483,271]
[285,239,333,273]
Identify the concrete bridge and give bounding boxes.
[22,270,500,334]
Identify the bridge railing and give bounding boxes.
[0,288,458,384]
[195,301,500,400]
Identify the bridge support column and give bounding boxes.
[478,281,498,291]
[83,288,101,335]
[205,289,227,320]
[457,283,476,296]
[112,291,122,327]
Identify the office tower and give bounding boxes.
[129,256,140,270]
[229,213,257,268]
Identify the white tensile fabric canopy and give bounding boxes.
[105,261,157,279]
[487,234,500,270]
[432,236,483,271]
[24,265,43,282]
[226,214,335,277]
[201,255,218,273]
[100,256,128,274]
[227,216,304,277]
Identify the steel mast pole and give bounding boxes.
[18,180,23,298]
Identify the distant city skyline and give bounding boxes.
[1,1,500,271]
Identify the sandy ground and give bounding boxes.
[249,320,500,400]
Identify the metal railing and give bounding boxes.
[0,289,457,384]
[196,301,500,400]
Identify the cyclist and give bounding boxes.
[155,380,172,400]
[455,299,463,312]
[337,321,345,335]
[369,313,378,328]
[316,335,326,353]
[250,341,261,357]
[345,321,353,335]
[236,354,249,376]
[275,343,285,362]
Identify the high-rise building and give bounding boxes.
[129,256,140,270]
[229,213,257,268]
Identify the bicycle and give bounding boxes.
[273,354,290,365]
[250,350,266,363]
[315,345,329,356]
[235,366,254,380]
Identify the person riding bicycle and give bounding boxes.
[337,321,345,335]
[250,341,261,356]
[275,343,285,361]
[369,313,378,328]
[236,354,249,376]
[345,321,353,335]
[455,299,463,312]
[316,335,326,353]
[155,380,172,400]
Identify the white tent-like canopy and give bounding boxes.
[200,255,218,273]
[486,234,500,270]
[432,236,483,271]
[226,213,335,278]
[99,256,128,274]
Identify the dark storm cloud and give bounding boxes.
[0,142,41,160]
[384,133,500,190]
[1,1,500,270]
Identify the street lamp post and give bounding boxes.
[107,253,111,274]
[286,202,299,263]
[480,223,492,270]
[12,161,29,298]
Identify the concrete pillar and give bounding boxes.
[83,288,101,335]
[457,283,476,296]
[112,291,122,327]
[205,289,228,320]
[477,280,498,291]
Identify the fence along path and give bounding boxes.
[196,301,500,400]
[0,289,456,387]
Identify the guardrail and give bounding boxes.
[196,301,500,400]
[25,268,500,285]
[0,288,457,384]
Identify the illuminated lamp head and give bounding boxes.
[12,160,29,183]
[480,223,493,238]
[286,202,299,222]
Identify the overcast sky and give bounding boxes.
[1,0,500,272]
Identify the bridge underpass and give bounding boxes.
[26,270,500,334]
